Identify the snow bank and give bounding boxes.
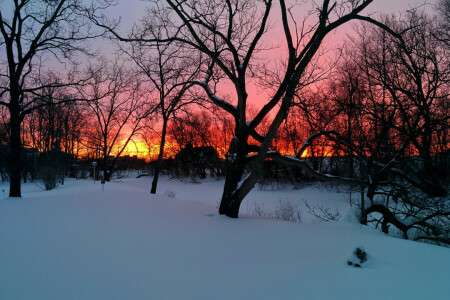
[0,179,448,299]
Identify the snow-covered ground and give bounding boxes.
[123,175,352,223]
[1,176,449,299]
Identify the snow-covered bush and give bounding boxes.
[347,247,368,268]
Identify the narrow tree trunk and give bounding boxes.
[102,136,109,181]
[360,185,366,225]
[9,104,22,197]
[348,114,354,178]
[103,158,110,182]
[151,119,168,194]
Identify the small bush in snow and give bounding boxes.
[304,200,341,222]
[248,202,272,218]
[274,199,302,223]
[164,190,176,198]
[248,200,302,222]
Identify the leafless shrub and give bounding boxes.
[304,200,341,222]
[40,165,58,191]
[164,190,176,198]
[274,200,302,223]
[247,202,272,218]
[248,200,302,222]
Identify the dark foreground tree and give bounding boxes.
[0,0,113,197]
[97,0,383,217]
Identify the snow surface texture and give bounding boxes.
[1,177,449,300]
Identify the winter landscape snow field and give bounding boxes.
[1,177,449,300]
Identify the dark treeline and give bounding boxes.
[0,0,448,245]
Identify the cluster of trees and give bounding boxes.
[292,8,450,242]
[1,0,448,243]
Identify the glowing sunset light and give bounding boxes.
[115,139,181,162]
[84,0,433,164]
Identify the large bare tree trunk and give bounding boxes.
[9,92,22,197]
[219,158,246,218]
[218,130,252,218]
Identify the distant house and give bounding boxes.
[174,144,223,178]
[114,155,147,170]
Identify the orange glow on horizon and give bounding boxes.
[117,139,180,162]
[75,135,344,162]
[277,146,337,158]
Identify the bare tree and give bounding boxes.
[79,59,152,181]
[436,0,450,46]
[22,75,80,184]
[0,105,8,181]
[139,116,164,163]
[299,9,450,243]
[361,10,448,195]
[96,0,384,217]
[117,15,201,194]
[0,0,113,196]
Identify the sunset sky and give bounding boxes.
[104,0,438,159]
[0,0,440,160]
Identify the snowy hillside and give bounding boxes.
[1,178,449,300]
